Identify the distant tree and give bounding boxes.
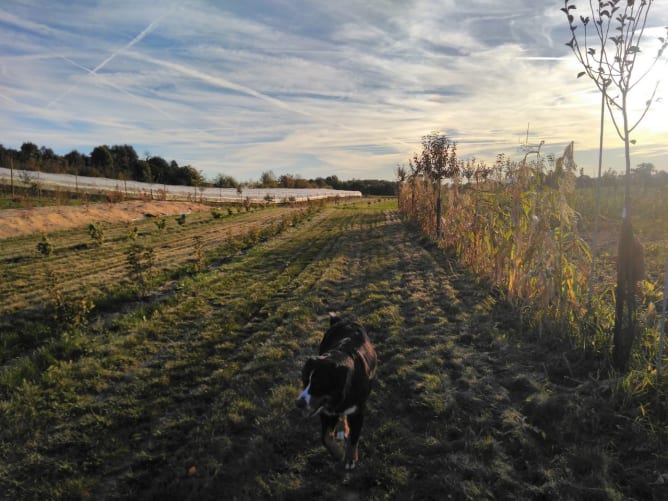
[276,174,313,189]
[20,142,40,169]
[134,159,152,183]
[340,179,397,196]
[91,145,114,177]
[575,172,594,188]
[166,160,180,184]
[654,170,668,186]
[148,156,169,184]
[294,177,312,189]
[39,146,55,159]
[633,162,655,178]
[110,145,139,178]
[174,165,203,186]
[64,150,86,175]
[213,174,239,188]
[325,175,340,189]
[633,162,655,191]
[259,170,278,188]
[278,174,295,188]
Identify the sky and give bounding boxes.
[1,1,667,182]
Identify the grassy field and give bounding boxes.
[0,198,666,500]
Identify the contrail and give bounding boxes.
[0,7,59,37]
[125,51,316,119]
[48,8,171,108]
[0,92,17,104]
[59,55,174,119]
[125,51,412,149]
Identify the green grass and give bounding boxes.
[0,197,665,500]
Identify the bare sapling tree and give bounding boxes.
[562,0,668,371]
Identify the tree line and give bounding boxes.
[0,142,398,195]
[255,170,396,195]
[0,142,204,187]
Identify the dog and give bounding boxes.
[296,314,377,469]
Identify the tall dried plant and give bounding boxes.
[399,140,590,343]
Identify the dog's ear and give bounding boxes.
[329,312,341,326]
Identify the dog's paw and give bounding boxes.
[344,461,357,470]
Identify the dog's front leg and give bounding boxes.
[344,412,363,469]
[320,414,343,460]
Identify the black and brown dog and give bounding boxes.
[296,315,377,469]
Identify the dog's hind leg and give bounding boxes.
[344,412,363,469]
[320,414,343,461]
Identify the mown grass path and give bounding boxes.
[1,204,664,500]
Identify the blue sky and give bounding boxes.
[1,1,667,182]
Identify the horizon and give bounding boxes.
[2,1,667,181]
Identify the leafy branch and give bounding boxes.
[563,0,668,142]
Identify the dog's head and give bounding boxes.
[296,356,348,417]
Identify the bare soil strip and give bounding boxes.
[0,200,214,239]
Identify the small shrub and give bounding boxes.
[88,223,104,246]
[46,269,95,333]
[126,243,155,295]
[192,235,205,272]
[245,227,260,246]
[154,217,167,231]
[177,214,187,226]
[36,233,54,257]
